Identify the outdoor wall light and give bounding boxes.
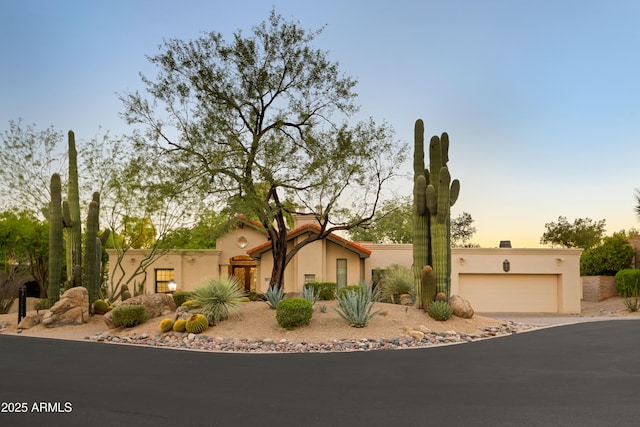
[168,279,177,293]
[503,259,510,272]
[458,257,465,265]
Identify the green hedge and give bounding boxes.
[615,269,640,297]
[305,282,336,300]
[337,285,364,299]
[580,234,634,276]
[276,298,313,330]
[111,305,147,328]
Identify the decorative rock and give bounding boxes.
[175,305,197,321]
[104,293,177,328]
[399,293,413,306]
[408,330,425,340]
[449,295,474,319]
[42,287,89,327]
[418,325,431,334]
[18,312,43,329]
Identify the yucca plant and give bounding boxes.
[190,277,245,324]
[379,264,414,304]
[264,285,285,309]
[333,284,381,328]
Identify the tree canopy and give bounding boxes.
[121,10,405,287]
[0,210,48,297]
[540,216,606,250]
[347,198,477,247]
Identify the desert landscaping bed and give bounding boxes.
[1,298,638,353]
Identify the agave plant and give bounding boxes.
[333,284,381,328]
[264,285,285,309]
[190,277,245,324]
[302,284,320,307]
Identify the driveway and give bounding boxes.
[0,320,638,427]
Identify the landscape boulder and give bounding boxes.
[399,293,413,306]
[18,312,43,329]
[104,293,176,329]
[449,295,474,319]
[42,287,89,327]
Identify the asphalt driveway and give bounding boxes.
[0,320,638,427]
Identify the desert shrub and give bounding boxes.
[185,313,209,334]
[615,269,640,297]
[379,264,414,304]
[159,318,174,333]
[276,298,313,330]
[337,285,364,299]
[302,284,320,307]
[34,298,51,311]
[248,291,265,301]
[306,282,336,300]
[190,277,245,324]
[319,304,327,313]
[623,292,640,312]
[580,234,634,276]
[427,301,452,321]
[333,285,380,328]
[93,299,110,315]
[111,305,147,328]
[265,285,285,309]
[172,291,193,307]
[173,318,187,332]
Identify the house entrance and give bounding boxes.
[229,255,257,293]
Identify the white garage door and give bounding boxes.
[458,274,559,312]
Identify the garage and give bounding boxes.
[458,273,560,313]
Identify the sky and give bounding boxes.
[1,0,639,248]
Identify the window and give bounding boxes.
[304,274,316,284]
[155,269,175,293]
[336,259,347,288]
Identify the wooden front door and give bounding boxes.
[229,256,257,293]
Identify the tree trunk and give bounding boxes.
[268,230,288,290]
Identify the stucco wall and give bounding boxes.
[451,248,582,313]
[363,245,582,314]
[106,249,222,294]
[107,243,582,313]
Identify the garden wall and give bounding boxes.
[581,276,617,302]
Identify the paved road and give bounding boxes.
[0,320,639,427]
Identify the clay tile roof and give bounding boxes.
[247,224,371,259]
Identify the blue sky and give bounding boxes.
[1,0,639,247]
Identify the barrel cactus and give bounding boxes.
[185,314,209,334]
[159,318,175,333]
[173,319,187,332]
[93,299,110,315]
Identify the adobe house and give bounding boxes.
[106,214,372,295]
[106,217,583,313]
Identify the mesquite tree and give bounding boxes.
[121,10,405,289]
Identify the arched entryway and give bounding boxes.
[229,255,257,293]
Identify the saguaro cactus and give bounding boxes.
[48,174,64,306]
[84,194,101,307]
[67,130,82,281]
[412,120,460,306]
